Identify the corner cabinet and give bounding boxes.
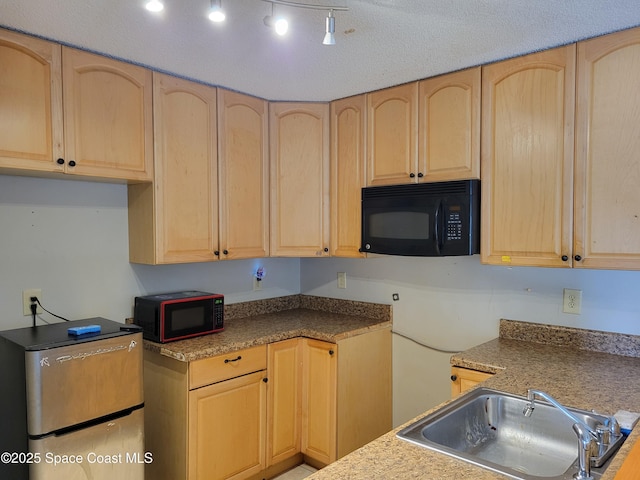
[330,95,366,258]
[218,90,270,260]
[303,327,392,465]
[366,83,419,186]
[481,45,576,268]
[270,103,330,257]
[143,327,392,480]
[574,27,640,270]
[418,67,480,181]
[128,73,219,264]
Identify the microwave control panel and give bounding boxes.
[214,297,224,329]
[445,210,463,241]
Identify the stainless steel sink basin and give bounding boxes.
[397,388,626,479]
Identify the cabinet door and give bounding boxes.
[0,30,63,172]
[335,327,392,459]
[267,339,302,466]
[218,89,269,260]
[330,95,366,257]
[366,82,418,186]
[418,67,480,181]
[270,102,330,257]
[128,73,218,264]
[188,370,267,480]
[481,46,575,267]
[450,366,493,398]
[62,47,152,181]
[301,339,337,465]
[574,27,640,270]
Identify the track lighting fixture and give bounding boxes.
[143,0,347,44]
[263,3,289,36]
[323,10,335,45]
[208,0,225,22]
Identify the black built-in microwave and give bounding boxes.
[361,179,480,257]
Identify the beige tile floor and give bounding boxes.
[272,464,318,480]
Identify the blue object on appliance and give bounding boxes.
[68,325,102,336]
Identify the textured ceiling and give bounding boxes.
[2,0,640,101]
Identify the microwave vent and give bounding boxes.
[362,180,477,199]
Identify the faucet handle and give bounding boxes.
[605,416,621,437]
[596,424,610,445]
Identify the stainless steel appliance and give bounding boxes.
[134,290,224,343]
[361,179,480,256]
[0,318,145,480]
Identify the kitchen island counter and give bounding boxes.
[307,319,640,480]
[142,294,392,362]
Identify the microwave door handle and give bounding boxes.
[434,202,442,255]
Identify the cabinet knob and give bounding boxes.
[409,173,416,178]
[56,158,65,165]
[561,255,569,262]
[223,250,229,255]
[68,160,76,167]
[329,350,335,356]
[214,250,220,256]
[323,247,329,253]
[417,172,424,178]
[263,377,268,383]
[574,255,582,262]
[451,375,457,382]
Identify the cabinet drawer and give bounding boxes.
[189,345,267,389]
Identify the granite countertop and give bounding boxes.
[142,294,392,362]
[308,319,640,480]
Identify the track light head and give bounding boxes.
[322,10,336,45]
[208,0,226,22]
[145,0,164,12]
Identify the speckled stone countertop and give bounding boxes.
[308,319,640,480]
[142,294,392,362]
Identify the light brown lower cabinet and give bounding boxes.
[450,366,494,397]
[143,327,392,480]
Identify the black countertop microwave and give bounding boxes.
[361,179,480,257]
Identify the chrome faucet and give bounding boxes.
[523,389,599,440]
[523,389,613,480]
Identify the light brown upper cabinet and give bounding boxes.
[128,73,218,264]
[61,47,153,181]
[574,27,640,270]
[0,34,152,182]
[418,67,481,181]
[366,83,419,186]
[0,30,63,173]
[270,102,330,257]
[481,45,576,268]
[218,89,270,260]
[330,95,366,258]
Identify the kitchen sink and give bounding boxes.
[397,388,626,479]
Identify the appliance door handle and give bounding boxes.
[434,201,442,256]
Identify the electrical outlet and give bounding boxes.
[253,277,262,291]
[337,272,347,289]
[23,289,42,316]
[563,288,582,314]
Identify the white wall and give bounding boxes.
[0,175,301,330]
[5,174,640,429]
[300,256,640,426]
